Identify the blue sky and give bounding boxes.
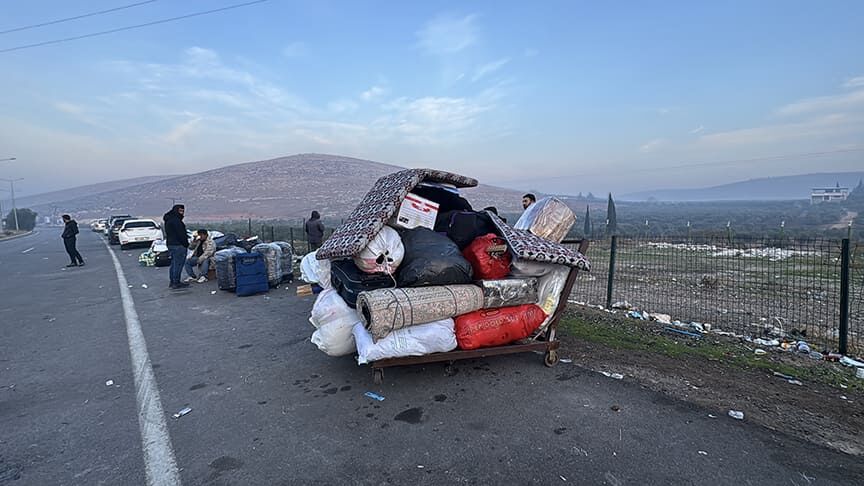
[1,0,862,197]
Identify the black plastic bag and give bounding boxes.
[434,210,497,249]
[396,227,473,287]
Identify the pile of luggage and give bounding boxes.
[214,240,294,297]
[302,169,589,363]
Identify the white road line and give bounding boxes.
[21,247,35,253]
[105,241,182,486]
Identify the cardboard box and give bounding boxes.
[393,192,439,230]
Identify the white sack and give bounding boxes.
[301,250,332,289]
[536,265,572,332]
[309,289,358,356]
[353,319,457,365]
[353,226,404,274]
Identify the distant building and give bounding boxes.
[810,183,849,204]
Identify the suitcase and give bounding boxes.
[235,252,270,297]
[274,241,294,283]
[252,243,283,287]
[330,259,395,308]
[215,247,246,290]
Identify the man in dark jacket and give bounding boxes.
[305,210,325,252]
[61,214,85,267]
[163,204,190,289]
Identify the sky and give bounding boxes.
[0,0,862,199]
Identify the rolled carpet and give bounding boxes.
[357,285,484,341]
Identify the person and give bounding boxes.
[522,193,536,210]
[163,204,189,289]
[61,214,85,267]
[483,206,507,223]
[305,210,325,251]
[184,229,216,283]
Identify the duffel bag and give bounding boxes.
[435,210,497,249]
[462,233,511,280]
[455,304,546,350]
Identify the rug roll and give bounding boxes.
[357,285,484,341]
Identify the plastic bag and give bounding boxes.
[514,197,576,243]
[353,319,457,365]
[455,305,547,350]
[396,227,473,287]
[310,290,359,356]
[463,233,511,280]
[300,250,332,289]
[479,278,539,308]
[353,226,405,274]
[509,259,556,278]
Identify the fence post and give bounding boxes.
[271,226,275,242]
[606,235,618,309]
[839,238,850,355]
[290,227,294,246]
[247,218,252,237]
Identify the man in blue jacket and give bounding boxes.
[163,204,190,289]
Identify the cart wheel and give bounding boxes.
[544,349,559,368]
[373,368,384,385]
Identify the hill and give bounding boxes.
[3,175,180,210]
[621,172,864,201]
[27,154,526,221]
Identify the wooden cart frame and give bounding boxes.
[369,239,589,384]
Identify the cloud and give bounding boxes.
[164,116,202,143]
[843,76,864,88]
[689,125,705,134]
[471,58,510,82]
[695,113,862,148]
[378,95,493,144]
[657,107,675,115]
[327,99,359,113]
[361,85,387,101]
[282,41,307,58]
[776,88,864,116]
[416,14,478,55]
[54,102,84,114]
[524,48,539,58]
[639,138,666,153]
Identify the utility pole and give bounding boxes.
[0,178,23,231]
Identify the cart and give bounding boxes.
[368,239,589,384]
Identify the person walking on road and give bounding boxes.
[305,210,325,252]
[163,204,190,289]
[61,214,85,267]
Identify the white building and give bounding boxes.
[810,183,849,204]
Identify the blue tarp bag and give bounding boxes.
[234,252,270,297]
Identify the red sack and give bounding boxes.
[455,304,547,350]
[462,233,511,280]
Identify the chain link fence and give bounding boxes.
[565,236,861,354]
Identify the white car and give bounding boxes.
[118,219,162,249]
[92,219,107,232]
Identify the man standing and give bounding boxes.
[163,204,189,289]
[522,193,536,210]
[61,214,85,267]
[184,229,216,283]
[305,210,325,252]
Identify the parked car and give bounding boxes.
[91,219,108,232]
[105,214,131,238]
[108,217,133,245]
[118,219,162,250]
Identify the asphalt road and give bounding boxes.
[2,229,862,485]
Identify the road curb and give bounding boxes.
[0,230,35,242]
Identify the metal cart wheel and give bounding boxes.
[373,368,384,385]
[544,349,559,368]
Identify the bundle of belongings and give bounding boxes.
[213,240,294,296]
[138,239,171,267]
[306,169,590,363]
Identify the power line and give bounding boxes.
[0,0,269,54]
[0,1,158,35]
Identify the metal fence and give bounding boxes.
[564,235,862,354]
